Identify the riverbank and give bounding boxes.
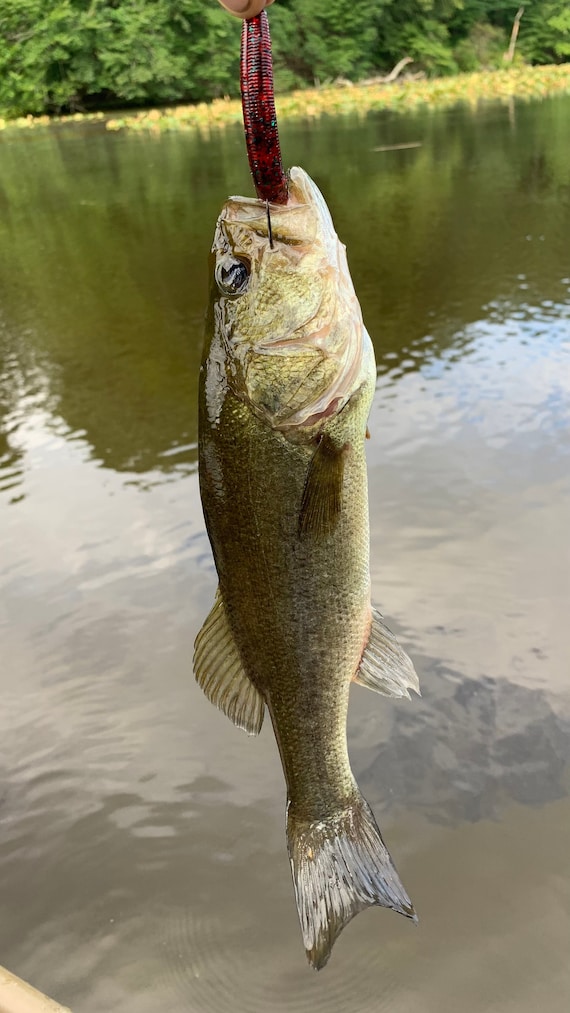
[1,63,570,135]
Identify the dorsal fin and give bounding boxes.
[354,607,420,699]
[194,589,265,735]
[298,435,348,539]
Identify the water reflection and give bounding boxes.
[1,97,570,487]
[0,130,212,479]
[1,97,570,1012]
[358,664,570,825]
[1,670,568,1012]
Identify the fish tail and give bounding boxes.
[287,793,417,970]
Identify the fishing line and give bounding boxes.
[266,200,274,249]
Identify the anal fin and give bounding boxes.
[194,589,265,735]
[354,607,420,699]
[299,434,348,538]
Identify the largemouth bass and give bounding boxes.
[195,166,419,969]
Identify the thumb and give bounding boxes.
[216,0,275,18]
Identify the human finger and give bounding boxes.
[216,0,275,19]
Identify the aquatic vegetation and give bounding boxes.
[105,65,570,134]
[1,65,570,135]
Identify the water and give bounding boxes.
[1,96,569,1011]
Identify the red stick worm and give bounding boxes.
[240,12,289,205]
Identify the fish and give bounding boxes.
[194,165,420,969]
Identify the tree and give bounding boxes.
[0,0,568,118]
[270,0,379,89]
[0,0,241,117]
[519,1,570,62]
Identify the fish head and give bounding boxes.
[208,166,370,431]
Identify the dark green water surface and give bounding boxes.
[1,98,569,1011]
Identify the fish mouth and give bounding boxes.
[221,167,339,255]
[213,167,371,431]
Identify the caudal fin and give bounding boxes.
[287,795,417,970]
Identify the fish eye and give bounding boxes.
[215,256,250,296]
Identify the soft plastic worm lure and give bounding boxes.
[240,12,288,205]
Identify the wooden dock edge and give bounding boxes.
[0,966,71,1013]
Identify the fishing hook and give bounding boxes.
[240,12,289,206]
[266,200,274,249]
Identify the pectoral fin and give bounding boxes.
[194,589,265,735]
[354,607,420,699]
[299,435,348,538]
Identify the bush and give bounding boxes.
[0,0,241,117]
[0,0,569,118]
[520,2,570,63]
[455,22,508,72]
[397,20,459,77]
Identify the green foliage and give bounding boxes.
[0,0,240,117]
[447,0,521,38]
[391,19,459,76]
[0,0,569,118]
[0,0,80,116]
[271,0,379,88]
[519,2,570,62]
[550,8,570,58]
[454,22,508,72]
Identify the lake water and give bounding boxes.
[1,96,569,1011]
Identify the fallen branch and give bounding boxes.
[383,56,414,83]
[373,141,422,152]
[361,56,414,87]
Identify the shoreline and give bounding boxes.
[1,64,569,135]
